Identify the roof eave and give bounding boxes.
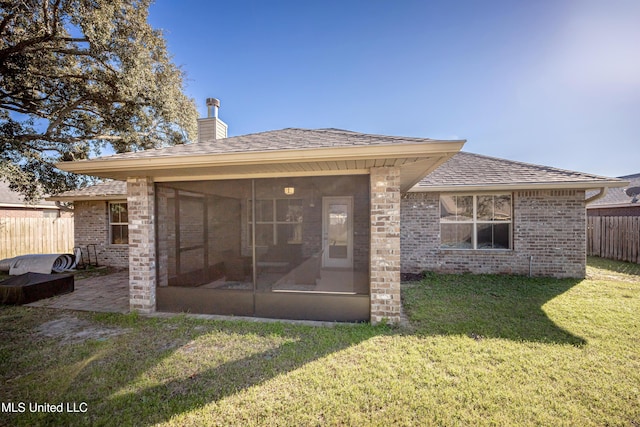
[55,141,466,177]
[46,194,126,202]
[0,202,59,209]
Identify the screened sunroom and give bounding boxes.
[156,175,371,321]
[57,126,464,323]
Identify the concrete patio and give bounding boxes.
[23,270,345,326]
[26,270,130,313]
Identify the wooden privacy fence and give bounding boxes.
[0,217,74,259]
[587,216,640,264]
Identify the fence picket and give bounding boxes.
[0,217,74,259]
[587,216,640,264]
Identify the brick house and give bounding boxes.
[51,106,624,324]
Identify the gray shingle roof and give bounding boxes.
[50,180,126,200]
[415,152,622,190]
[587,173,640,207]
[0,181,58,208]
[95,128,448,160]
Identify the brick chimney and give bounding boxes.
[197,98,228,142]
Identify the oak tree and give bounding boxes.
[0,0,197,200]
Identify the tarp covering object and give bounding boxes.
[0,273,74,304]
[0,254,77,275]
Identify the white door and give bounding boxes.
[322,197,353,269]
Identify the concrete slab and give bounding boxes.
[26,270,129,313]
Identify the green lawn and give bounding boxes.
[1,257,639,426]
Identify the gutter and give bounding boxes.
[585,187,607,204]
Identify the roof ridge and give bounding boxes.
[309,127,448,142]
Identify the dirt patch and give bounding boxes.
[36,315,129,344]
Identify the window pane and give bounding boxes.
[441,223,473,249]
[120,204,128,223]
[440,195,456,220]
[477,195,511,221]
[276,199,300,222]
[441,195,473,221]
[494,195,512,221]
[111,225,128,244]
[477,223,511,249]
[110,203,126,223]
[477,196,494,221]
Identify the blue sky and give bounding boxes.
[148,0,639,177]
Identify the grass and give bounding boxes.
[0,257,638,426]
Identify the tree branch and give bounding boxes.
[46,98,87,134]
[0,103,48,117]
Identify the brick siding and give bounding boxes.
[74,200,128,267]
[370,166,401,324]
[127,177,156,313]
[401,189,587,279]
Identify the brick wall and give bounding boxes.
[401,189,586,279]
[74,200,128,267]
[370,166,401,324]
[127,177,156,313]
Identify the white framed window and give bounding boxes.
[440,194,512,250]
[109,202,128,245]
[248,198,303,246]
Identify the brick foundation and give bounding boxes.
[370,167,401,324]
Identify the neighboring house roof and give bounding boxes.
[0,181,59,209]
[586,172,640,208]
[411,152,625,192]
[49,180,128,202]
[56,128,465,192]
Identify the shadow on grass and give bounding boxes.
[402,272,586,346]
[587,256,640,277]
[4,270,588,426]
[2,310,388,426]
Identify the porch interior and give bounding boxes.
[156,175,371,321]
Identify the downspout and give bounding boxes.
[585,187,607,204]
[529,255,533,278]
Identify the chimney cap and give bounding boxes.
[206,98,220,108]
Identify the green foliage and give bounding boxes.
[0,0,198,200]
